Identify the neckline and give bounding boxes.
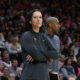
[31,29,40,35]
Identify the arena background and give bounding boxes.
[0,0,80,80]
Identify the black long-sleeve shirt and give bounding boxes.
[20,30,59,80]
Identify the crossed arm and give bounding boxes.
[21,32,59,62]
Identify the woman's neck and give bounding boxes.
[32,27,39,33]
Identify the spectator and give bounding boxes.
[60,58,75,79]
[7,36,22,63]
[2,50,12,68]
[71,41,80,61]
[0,63,4,77]
[0,33,5,53]
[1,67,9,80]
[9,59,19,76]
[8,73,16,80]
[16,67,22,80]
[59,55,66,70]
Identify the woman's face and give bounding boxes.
[67,59,72,65]
[30,11,43,29]
[3,67,9,76]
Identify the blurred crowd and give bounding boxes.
[0,0,80,80]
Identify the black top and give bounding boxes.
[20,30,59,80]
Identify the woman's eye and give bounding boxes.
[33,16,42,19]
[39,16,42,18]
[33,16,37,18]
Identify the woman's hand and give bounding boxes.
[26,55,34,62]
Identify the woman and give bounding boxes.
[20,9,59,80]
[60,58,75,80]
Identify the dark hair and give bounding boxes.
[12,59,18,63]
[27,9,41,23]
[25,9,45,32]
[64,58,71,66]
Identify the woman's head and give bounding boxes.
[26,9,43,31]
[64,58,72,66]
[3,67,9,76]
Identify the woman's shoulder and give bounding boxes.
[22,31,31,37]
[22,31,30,35]
[21,31,32,40]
